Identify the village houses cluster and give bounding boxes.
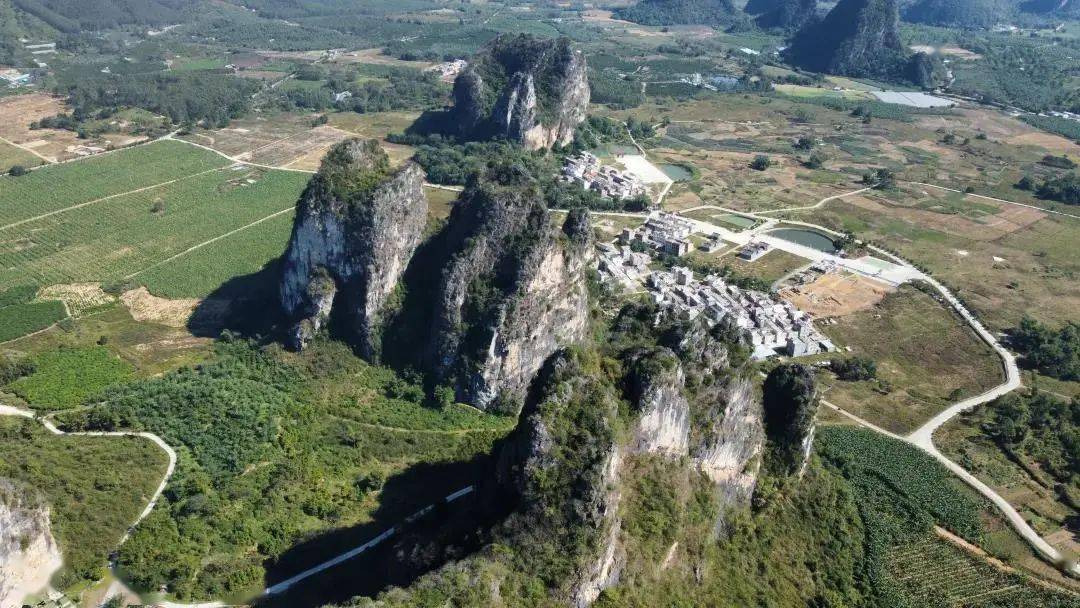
[598,213,833,361]
[648,268,834,359]
[562,152,648,200]
[618,211,696,255]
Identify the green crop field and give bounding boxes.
[0,165,308,290]
[10,346,134,411]
[136,209,296,299]
[0,139,44,174]
[0,140,230,227]
[0,300,66,342]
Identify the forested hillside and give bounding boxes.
[11,0,198,31]
[902,0,1013,28]
[787,0,909,78]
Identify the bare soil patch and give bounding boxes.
[120,287,228,329]
[780,271,893,317]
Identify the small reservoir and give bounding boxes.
[767,228,838,253]
[658,163,694,182]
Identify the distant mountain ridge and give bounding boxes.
[787,0,908,77]
[902,0,1013,28]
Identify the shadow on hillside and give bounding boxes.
[255,453,515,608]
[187,259,287,341]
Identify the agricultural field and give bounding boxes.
[0,416,169,588]
[0,139,230,227]
[0,138,44,173]
[0,93,150,163]
[177,111,351,170]
[818,284,1004,434]
[0,299,67,343]
[9,346,134,411]
[0,159,308,291]
[816,427,1080,602]
[136,209,297,300]
[791,191,1080,332]
[328,110,423,166]
[887,533,1079,607]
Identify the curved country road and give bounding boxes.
[0,403,176,540]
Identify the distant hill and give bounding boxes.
[755,0,819,30]
[616,0,752,28]
[1019,0,1080,16]
[902,0,1012,28]
[11,0,198,32]
[787,0,908,78]
[744,0,784,13]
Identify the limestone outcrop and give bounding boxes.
[426,168,593,412]
[280,139,428,356]
[449,34,589,150]
[0,481,62,608]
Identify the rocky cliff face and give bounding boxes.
[762,363,820,476]
[280,139,428,356]
[788,0,907,78]
[0,481,62,608]
[494,350,626,606]
[450,34,589,150]
[426,169,593,412]
[692,377,764,507]
[625,348,691,457]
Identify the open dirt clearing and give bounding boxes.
[0,94,145,162]
[780,271,894,317]
[120,287,230,329]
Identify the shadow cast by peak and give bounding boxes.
[187,258,289,341]
[255,453,513,608]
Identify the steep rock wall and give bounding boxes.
[692,377,764,508]
[427,174,593,412]
[0,481,62,608]
[280,139,428,356]
[451,34,589,150]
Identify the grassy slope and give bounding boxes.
[0,416,168,587]
[820,284,1004,434]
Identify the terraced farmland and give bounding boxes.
[888,535,1077,607]
[0,164,308,291]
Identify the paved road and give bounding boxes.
[668,197,1078,575]
[264,485,475,595]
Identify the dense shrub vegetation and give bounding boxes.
[1010,317,1080,380]
[57,71,260,128]
[982,391,1080,488]
[9,346,133,410]
[0,416,168,587]
[830,356,878,381]
[52,337,508,599]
